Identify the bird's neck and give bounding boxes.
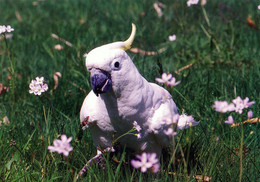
[114,67,146,101]
[101,68,150,121]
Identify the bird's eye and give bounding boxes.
[114,61,120,68]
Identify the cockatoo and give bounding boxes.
[79,24,198,175]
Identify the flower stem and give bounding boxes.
[112,128,136,146]
[3,33,16,102]
[43,105,47,124]
[239,124,243,182]
[201,6,210,27]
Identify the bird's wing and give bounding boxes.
[80,91,115,148]
[147,83,178,147]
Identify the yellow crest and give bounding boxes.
[121,23,136,51]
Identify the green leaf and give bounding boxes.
[6,152,19,170]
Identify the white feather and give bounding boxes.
[80,41,194,157]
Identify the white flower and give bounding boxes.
[0,25,14,34]
[131,152,160,173]
[29,76,48,96]
[177,113,199,130]
[168,34,176,41]
[5,25,14,33]
[29,84,43,95]
[167,77,181,87]
[258,5,260,10]
[187,0,199,7]
[164,114,179,125]
[42,83,48,91]
[133,121,141,132]
[163,114,179,136]
[0,25,6,34]
[213,101,235,113]
[133,121,142,139]
[35,77,44,84]
[137,133,142,139]
[54,44,63,50]
[48,135,73,157]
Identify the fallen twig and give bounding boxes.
[247,15,258,30]
[53,72,62,90]
[231,118,259,127]
[51,33,73,47]
[15,11,23,22]
[175,63,194,75]
[153,2,164,18]
[0,83,9,95]
[167,171,211,181]
[69,81,87,94]
[130,47,166,56]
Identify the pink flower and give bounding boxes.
[133,121,142,139]
[232,97,245,114]
[131,152,160,173]
[242,97,255,108]
[224,116,234,125]
[167,77,181,87]
[147,153,159,164]
[213,101,235,113]
[164,128,177,136]
[155,73,172,84]
[247,110,253,119]
[152,163,160,173]
[48,135,73,157]
[213,97,254,114]
[232,96,255,114]
[155,73,180,87]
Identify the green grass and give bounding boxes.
[0,0,259,181]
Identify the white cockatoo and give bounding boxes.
[79,24,198,175]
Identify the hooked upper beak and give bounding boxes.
[90,68,112,96]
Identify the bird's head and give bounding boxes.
[85,24,138,96]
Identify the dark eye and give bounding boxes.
[114,61,120,68]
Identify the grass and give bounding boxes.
[0,0,259,181]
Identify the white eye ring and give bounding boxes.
[112,59,121,70]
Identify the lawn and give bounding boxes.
[0,0,259,181]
